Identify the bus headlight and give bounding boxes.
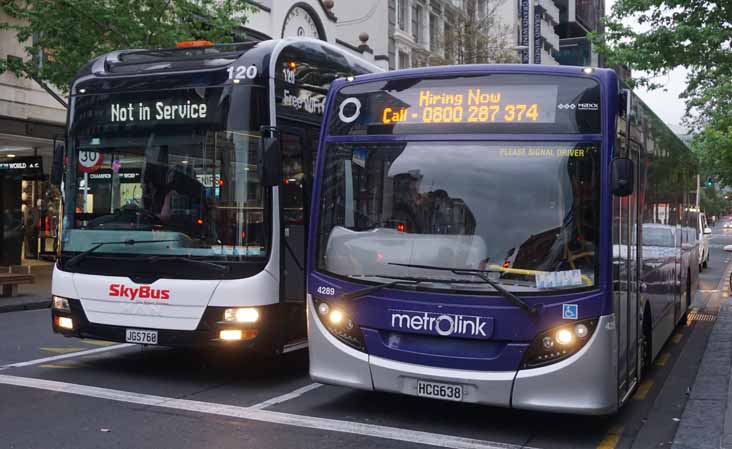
[313,298,365,351]
[521,318,597,369]
[224,307,259,323]
[52,296,71,312]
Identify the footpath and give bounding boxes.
[0,262,53,313]
[673,263,732,449]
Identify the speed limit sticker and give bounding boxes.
[77,151,104,173]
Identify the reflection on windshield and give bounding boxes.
[317,141,600,293]
[63,130,266,261]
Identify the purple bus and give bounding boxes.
[306,65,699,414]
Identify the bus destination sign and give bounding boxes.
[329,74,602,135]
[379,85,557,125]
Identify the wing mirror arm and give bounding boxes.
[258,126,282,187]
[611,157,634,196]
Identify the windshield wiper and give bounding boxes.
[143,256,228,273]
[342,274,485,301]
[66,239,180,268]
[388,262,540,315]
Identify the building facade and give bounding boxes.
[0,10,66,265]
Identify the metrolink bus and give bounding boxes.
[51,39,379,352]
[307,65,699,414]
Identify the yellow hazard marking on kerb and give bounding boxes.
[81,340,118,347]
[39,363,79,369]
[655,352,671,367]
[596,425,623,449]
[672,333,684,344]
[40,347,85,354]
[633,379,654,400]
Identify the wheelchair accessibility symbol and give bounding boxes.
[562,304,578,320]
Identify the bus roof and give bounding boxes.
[70,38,381,94]
[329,64,618,88]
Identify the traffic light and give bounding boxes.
[706,178,714,188]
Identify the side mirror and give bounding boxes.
[50,142,64,186]
[611,157,634,196]
[704,227,712,235]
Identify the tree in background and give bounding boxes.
[430,0,519,66]
[0,0,253,93]
[592,0,732,188]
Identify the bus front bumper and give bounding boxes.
[309,301,618,415]
[52,298,276,349]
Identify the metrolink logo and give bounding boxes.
[390,310,490,338]
[108,284,170,301]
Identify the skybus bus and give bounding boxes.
[50,39,379,353]
[307,65,699,414]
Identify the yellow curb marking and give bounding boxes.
[81,340,118,347]
[655,352,671,367]
[633,379,654,400]
[597,425,624,449]
[39,363,78,369]
[40,347,85,354]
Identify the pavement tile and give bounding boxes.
[722,433,732,449]
[673,423,721,449]
[679,399,725,430]
[691,375,730,399]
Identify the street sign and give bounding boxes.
[77,151,104,173]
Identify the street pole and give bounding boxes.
[697,174,701,209]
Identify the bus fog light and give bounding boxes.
[53,296,70,312]
[57,316,74,330]
[224,308,259,323]
[575,323,589,338]
[555,329,574,345]
[317,302,330,316]
[220,330,242,340]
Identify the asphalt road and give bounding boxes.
[1,227,731,449]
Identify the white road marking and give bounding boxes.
[250,383,322,410]
[282,340,308,354]
[0,374,537,449]
[0,344,132,370]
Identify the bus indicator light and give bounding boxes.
[397,223,405,232]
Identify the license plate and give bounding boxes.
[125,329,158,345]
[416,380,463,402]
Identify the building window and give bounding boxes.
[398,0,408,31]
[399,50,410,69]
[412,3,423,42]
[429,13,439,52]
[444,20,454,62]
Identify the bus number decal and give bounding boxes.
[317,286,336,296]
[227,65,258,80]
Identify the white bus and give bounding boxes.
[51,39,378,353]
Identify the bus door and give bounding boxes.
[280,127,308,303]
[614,139,641,402]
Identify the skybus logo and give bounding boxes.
[109,284,170,301]
[390,310,492,338]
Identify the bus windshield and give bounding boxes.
[62,86,269,275]
[316,141,600,293]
